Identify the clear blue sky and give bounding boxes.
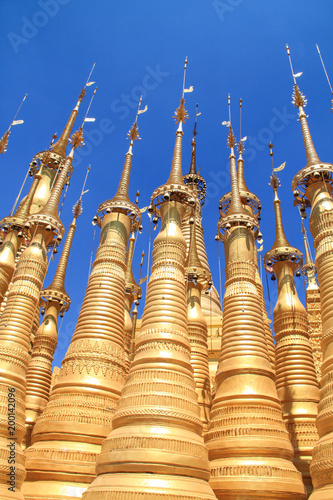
[1,1,333,366]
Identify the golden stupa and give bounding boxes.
[0,48,333,500]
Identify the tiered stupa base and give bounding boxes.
[82,473,217,499]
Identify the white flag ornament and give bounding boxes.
[222,121,230,127]
[12,120,24,125]
[86,81,95,87]
[196,111,202,117]
[273,161,286,172]
[293,72,303,78]
[84,117,96,122]
[241,136,247,142]
[184,86,194,93]
[138,105,148,114]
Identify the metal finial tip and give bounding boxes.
[239,99,243,107]
[72,199,83,218]
[269,172,280,191]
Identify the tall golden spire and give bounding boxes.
[206,114,306,499]
[189,103,199,175]
[47,65,95,160]
[50,88,86,158]
[23,104,144,499]
[300,220,323,385]
[0,94,27,154]
[286,45,321,168]
[268,144,291,250]
[166,57,190,186]
[286,45,333,500]
[219,99,261,223]
[123,232,141,368]
[182,107,221,317]
[226,96,247,217]
[185,213,212,430]
[83,57,217,500]
[264,149,319,495]
[0,93,94,498]
[112,97,143,203]
[25,178,88,448]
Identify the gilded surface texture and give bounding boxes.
[83,200,217,499]
[23,212,131,499]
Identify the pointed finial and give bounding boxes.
[50,64,96,158]
[0,94,27,154]
[113,97,146,203]
[73,165,91,219]
[316,44,333,111]
[226,95,237,149]
[126,95,148,149]
[173,57,191,129]
[69,87,97,150]
[286,45,307,108]
[189,104,200,175]
[286,44,321,167]
[224,95,245,217]
[237,99,246,156]
[268,143,290,249]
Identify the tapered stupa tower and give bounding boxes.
[0,94,87,498]
[24,170,89,448]
[218,99,275,367]
[124,232,142,368]
[0,80,91,310]
[185,212,212,431]
[183,105,222,316]
[301,222,322,384]
[23,103,143,499]
[205,97,306,499]
[286,45,333,500]
[83,58,217,500]
[264,145,320,496]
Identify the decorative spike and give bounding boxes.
[0,94,27,154]
[286,45,321,167]
[113,97,146,203]
[51,88,86,157]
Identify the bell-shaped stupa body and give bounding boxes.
[218,132,275,368]
[264,172,320,496]
[23,132,142,499]
[288,71,333,499]
[205,123,306,499]
[83,76,217,499]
